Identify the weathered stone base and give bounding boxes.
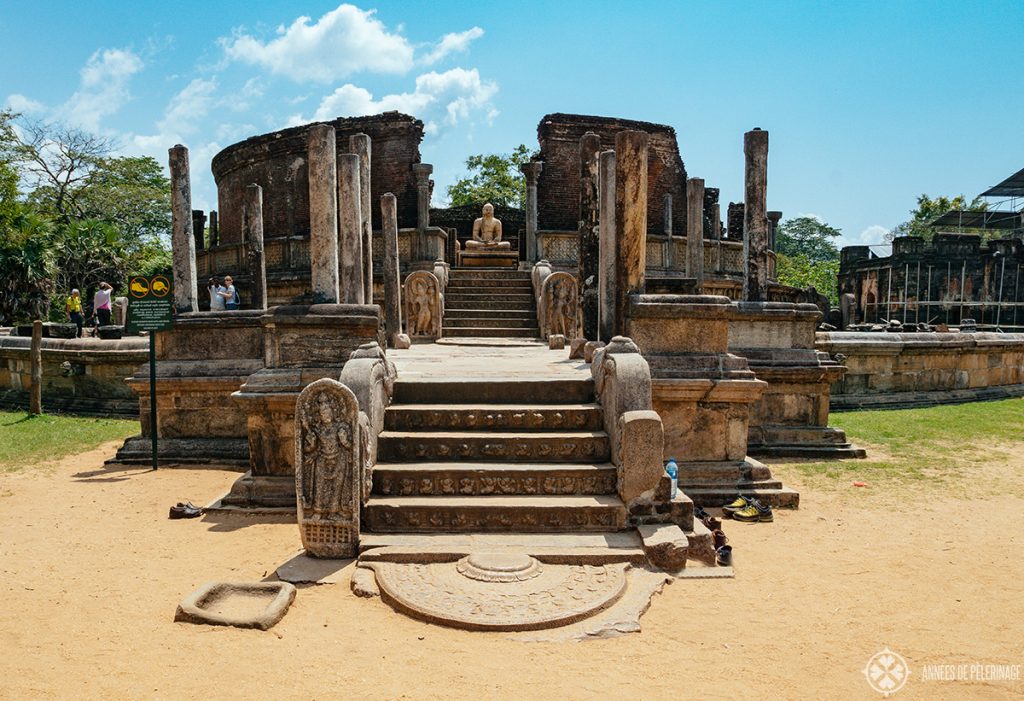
[832,383,1024,411]
[109,435,249,467]
[221,471,297,508]
[748,425,866,459]
[174,581,296,631]
[683,485,801,509]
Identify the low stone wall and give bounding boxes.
[0,335,148,416]
[818,331,1024,410]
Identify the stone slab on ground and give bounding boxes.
[364,556,629,631]
[275,551,351,584]
[637,523,688,571]
[510,566,673,641]
[174,581,296,630]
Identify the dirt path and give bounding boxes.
[0,442,1020,700]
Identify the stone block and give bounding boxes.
[583,340,605,363]
[568,338,587,359]
[617,410,664,505]
[637,523,688,571]
[548,334,566,350]
[174,581,296,630]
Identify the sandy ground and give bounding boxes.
[1,442,1021,701]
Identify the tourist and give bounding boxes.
[93,282,113,327]
[208,277,226,311]
[221,275,239,310]
[66,289,84,338]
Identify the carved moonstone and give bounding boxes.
[404,271,442,339]
[294,378,361,558]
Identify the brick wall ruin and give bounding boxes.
[535,113,688,235]
[212,112,424,245]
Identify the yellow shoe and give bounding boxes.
[722,495,752,516]
[733,500,773,523]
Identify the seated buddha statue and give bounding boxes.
[465,203,511,250]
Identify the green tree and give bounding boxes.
[775,215,841,262]
[446,144,534,208]
[888,193,988,242]
[772,215,842,305]
[0,113,172,323]
[0,206,56,324]
[775,254,839,305]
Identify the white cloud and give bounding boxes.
[5,93,45,114]
[58,48,144,131]
[221,4,414,83]
[838,224,891,250]
[130,78,217,154]
[306,67,497,135]
[420,27,484,65]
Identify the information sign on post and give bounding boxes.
[126,274,174,471]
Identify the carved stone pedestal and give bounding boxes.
[114,311,264,466]
[626,294,799,508]
[730,301,864,458]
[223,304,383,508]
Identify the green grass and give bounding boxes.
[777,398,1024,493]
[0,410,136,472]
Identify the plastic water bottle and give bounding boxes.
[665,458,678,499]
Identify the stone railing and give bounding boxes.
[589,337,664,511]
[818,331,1024,410]
[0,335,148,416]
[535,230,746,279]
[338,342,397,500]
[198,228,448,307]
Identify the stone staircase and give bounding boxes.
[443,269,538,339]
[363,375,631,536]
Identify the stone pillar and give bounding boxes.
[614,131,648,337]
[381,193,402,347]
[711,202,723,274]
[307,124,339,304]
[743,128,770,302]
[192,210,206,251]
[29,319,42,415]
[412,163,432,261]
[598,150,617,342]
[338,153,364,303]
[767,210,782,251]
[521,161,543,263]
[209,210,219,248]
[243,184,267,310]
[663,194,673,237]
[169,145,197,314]
[686,178,705,292]
[350,133,373,303]
[579,132,601,340]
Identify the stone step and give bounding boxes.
[384,403,603,431]
[362,495,628,533]
[446,280,534,291]
[444,308,537,320]
[358,531,646,565]
[372,462,617,496]
[377,430,610,463]
[445,297,535,311]
[393,378,595,404]
[449,270,532,281]
[683,485,800,509]
[442,327,538,338]
[444,317,537,329]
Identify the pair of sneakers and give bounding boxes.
[723,495,773,523]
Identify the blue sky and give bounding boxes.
[3,1,1022,249]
